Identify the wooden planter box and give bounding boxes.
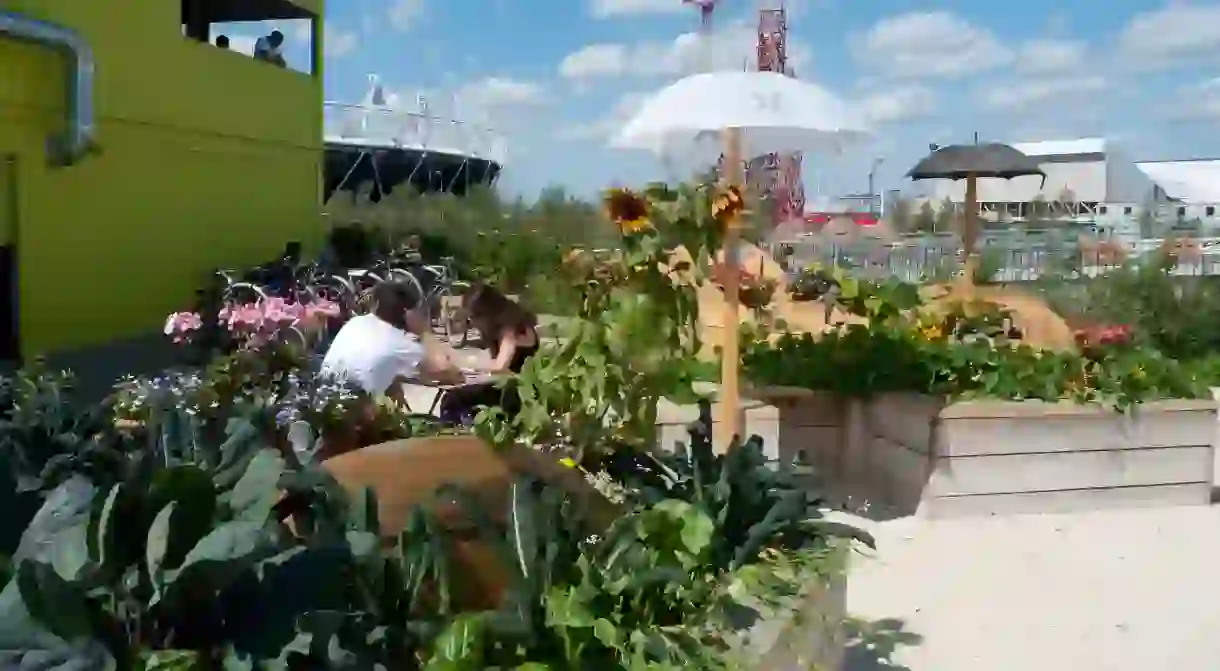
[734,387,1217,518]
[655,394,779,455]
[861,395,1217,517]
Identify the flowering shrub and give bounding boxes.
[164,296,341,350]
[744,275,1207,410]
[1074,323,1133,360]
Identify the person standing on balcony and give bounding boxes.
[215,35,230,49]
[254,30,286,67]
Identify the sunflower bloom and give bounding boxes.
[603,188,651,234]
[712,185,745,223]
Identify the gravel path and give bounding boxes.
[839,504,1220,670]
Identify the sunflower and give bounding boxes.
[603,187,651,234]
[712,185,745,222]
[918,323,944,341]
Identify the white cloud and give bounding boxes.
[590,0,686,18]
[981,76,1107,111]
[1163,78,1220,121]
[558,22,803,81]
[558,91,650,140]
[388,0,425,31]
[1118,4,1220,67]
[324,26,359,58]
[853,11,1012,79]
[858,85,935,124]
[456,77,545,109]
[559,44,629,79]
[1015,39,1085,74]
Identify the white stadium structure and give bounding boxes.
[322,75,508,202]
[924,138,1220,238]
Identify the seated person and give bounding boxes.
[438,283,540,425]
[321,280,463,406]
[253,30,286,67]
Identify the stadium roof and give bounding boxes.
[1135,159,1220,204]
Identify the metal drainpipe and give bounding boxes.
[0,11,96,166]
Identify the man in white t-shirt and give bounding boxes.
[321,280,462,400]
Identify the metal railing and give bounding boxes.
[774,238,1220,283]
[323,101,508,165]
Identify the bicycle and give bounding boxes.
[409,256,471,342]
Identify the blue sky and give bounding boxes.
[222,1,1220,201]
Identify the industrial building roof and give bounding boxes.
[1011,138,1108,157]
[1134,160,1220,204]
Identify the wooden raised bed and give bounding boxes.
[868,395,1216,517]
[744,388,1217,517]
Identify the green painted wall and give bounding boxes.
[0,0,324,356]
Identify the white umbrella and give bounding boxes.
[611,71,870,451]
[612,71,868,160]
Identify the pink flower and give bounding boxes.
[163,312,203,343]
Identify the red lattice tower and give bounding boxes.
[748,4,806,229]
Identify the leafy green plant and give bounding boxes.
[427,410,869,668]
[1042,257,1220,361]
[0,414,460,670]
[477,183,727,465]
[0,362,125,495]
[744,314,1208,410]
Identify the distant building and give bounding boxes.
[925,137,1220,238]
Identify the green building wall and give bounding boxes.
[0,0,324,356]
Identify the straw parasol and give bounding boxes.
[907,142,1045,291]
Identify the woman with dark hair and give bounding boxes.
[437,282,540,425]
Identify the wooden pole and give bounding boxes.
[958,172,978,293]
[715,127,744,451]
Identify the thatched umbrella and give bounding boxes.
[907,143,1045,289]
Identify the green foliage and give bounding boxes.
[324,185,616,296]
[477,183,726,465]
[1043,259,1220,361]
[0,178,870,670]
[745,279,1208,410]
[420,409,869,668]
[0,362,122,495]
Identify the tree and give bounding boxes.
[913,201,937,233]
[887,196,914,233]
[935,197,956,233]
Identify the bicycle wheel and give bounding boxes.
[309,275,357,313]
[223,282,267,305]
[387,268,425,304]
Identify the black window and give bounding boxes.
[1124,206,1132,215]
[1178,207,1187,217]
[1099,206,1107,214]
[1207,206,1216,217]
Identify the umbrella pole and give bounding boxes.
[715,127,744,452]
[958,172,978,294]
